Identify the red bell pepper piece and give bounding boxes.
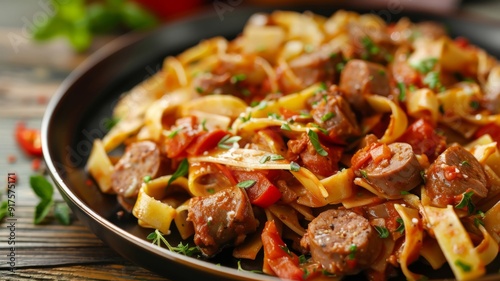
[261,220,304,281]
[474,123,500,149]
[15,122,42,157]
[232,170,281,208]
[185,129,228,156]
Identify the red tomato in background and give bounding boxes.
[133,0,204,20]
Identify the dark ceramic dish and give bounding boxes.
[42,5,500,281]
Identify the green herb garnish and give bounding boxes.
[411,58,438,74]
[455,190,475,214]
[454,260,472,272]
[321,112,335,122]
[397,81,406,101]
[307,130,328,157]
[147,229,201,256]
[237,180,257,189]
[374,226,390,238]
[395,217,405,233]
[290,162,301,172]
[167,158,189,187]
[217,134,241,149]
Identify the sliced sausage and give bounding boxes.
[300,209,382,275]
[425,144,489,208]
[187,187,259,257]
[288,47,343,87]
[111,141,165,198]
[355,142,423,198]
[310,86,361,143]
[339,59,390,114]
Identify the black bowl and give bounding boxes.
[42,5,500,281]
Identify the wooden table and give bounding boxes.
[0,2,499,280]
[0,28,168,280]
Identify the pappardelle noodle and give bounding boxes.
[87,10,500,281]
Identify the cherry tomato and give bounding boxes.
[15,122,42,157]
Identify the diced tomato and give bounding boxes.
[163,117,199,158]
[454,36,470,49]
[186,129,228,156]
[351,142,381,171]
[279,107,300,120]
[369,143,392,164]
[261,220,304,281]
[474,123,500,149]
[233,170,282,208]
[32,158,42,171]
[15,122,43,157]
[443,165,460,181]
[397,118,446,162]
[164,130,197,158]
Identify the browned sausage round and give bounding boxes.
[358,142,423,198]
[111,141,164,198]
[187,187,259,257]
[310,87,361,143]
[339,59,390,114]
[300,209,382,275]
[424,144,489,208]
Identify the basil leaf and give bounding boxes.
[30,175,54,201]
[34,198,54,224]
[54,202,71,225]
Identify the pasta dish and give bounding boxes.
[86,10,500,281]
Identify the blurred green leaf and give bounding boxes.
[121,2,158,30]
[54,202,71,225]
[31,0,158,52]
[30,175,54,201]
[34,198,54,224]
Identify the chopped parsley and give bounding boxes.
[395,217,405,233]
[217,134,241,149]
[336,62,345,72]
[361,36,380,56]
[103,116,120,130]
[460,160,470,167]
[315,82,328,94]
[195,86,204,94]
[311,123,328,135]
[411,57,438,74]
[143,175,152,183]
[307,129,328,157]
[397,81,406,101]
[455,190,475,214]
[321,112,336,122]
[454,260,472,272]
[290,162,301,172]
[260,154,285,164]
[230,73,246,84]
[167,158,189,187]
[374,225,390,238]
[359,170,368,179]
[469,100,480,110]
[420,170,427,184]
[348,244,357,259]
[298,255,308,264]
[279,245,293,257]
[423,71,441,89]
[400,190,411,195]
[168,128,180,138]
[281,123,292,131]
[237,180,257,189]
[268,112,282,120]
[201,118,208,131]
